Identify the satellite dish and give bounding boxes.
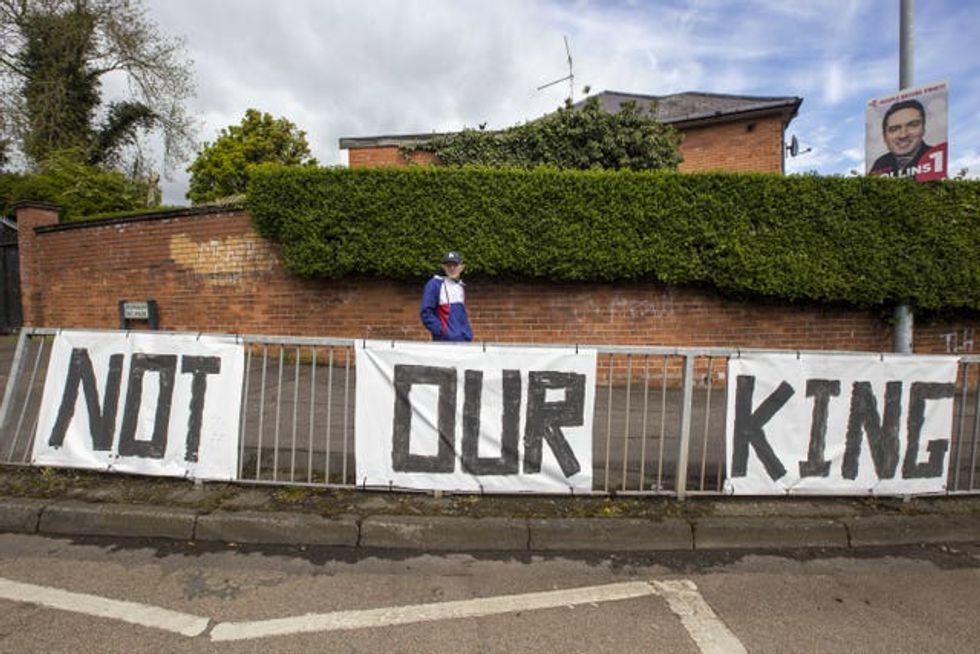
[786,135,811,157]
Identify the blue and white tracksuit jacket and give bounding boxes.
[420,275,473,342]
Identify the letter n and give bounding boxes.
[48,348,123,451]
[842,381,901,480]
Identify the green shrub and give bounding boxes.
[2,150,149,220]
[247,165,980,312]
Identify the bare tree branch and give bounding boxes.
[0,0,195,172]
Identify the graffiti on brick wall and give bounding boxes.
[940,328,974,353]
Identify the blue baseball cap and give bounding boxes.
[442,251,463,264]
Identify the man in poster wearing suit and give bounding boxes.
[868,99,946,181]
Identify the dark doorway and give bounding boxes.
[0,219,22,332]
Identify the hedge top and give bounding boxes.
[247,165,980,312]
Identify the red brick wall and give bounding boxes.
[347,116,787,175]
[15,202,60,326]
[348,146,437,168]
[678,116,785,174]
[16,206,979,355]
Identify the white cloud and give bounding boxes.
[950,151,980,179]
[130,0,979,203]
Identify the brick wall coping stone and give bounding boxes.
[33,204,245,234]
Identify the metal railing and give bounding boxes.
[1,327,979,497]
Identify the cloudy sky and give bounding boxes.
[142,0,980,204]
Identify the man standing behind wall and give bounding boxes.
[420,251,473,342]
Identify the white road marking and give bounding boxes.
[0,577,210,637]
[653,580,747,654]
[0,574,746,653]
[210,580,658,642]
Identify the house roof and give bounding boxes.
[577,90,802,128]
[338,90,802,149]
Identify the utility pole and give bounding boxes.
[894,0,914,353]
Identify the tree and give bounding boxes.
[187,109,317,204]
[406,95,682,171]
[0,0,194,172]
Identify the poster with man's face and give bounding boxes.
[865,81,948,182]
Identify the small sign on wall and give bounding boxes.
[118,299,159,329]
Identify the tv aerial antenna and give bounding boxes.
[537,35,575,101]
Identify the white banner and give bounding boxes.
[33,331,244,480]
[355,341,597,493]
[725,353,958,495]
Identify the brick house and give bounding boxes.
[340,90,803,174]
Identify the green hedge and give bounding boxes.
[247,165,980,311]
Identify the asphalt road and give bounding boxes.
[0,533,977,653]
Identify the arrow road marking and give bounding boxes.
[0,577,209,637]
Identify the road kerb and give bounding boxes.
[529,517,693,552]
[844,513,980,548]
[360,515,528,551]
[194,510,358,546]
[693,517,849,550]
[38,501,197,540]
[0,498,46,534]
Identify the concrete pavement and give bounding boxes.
[0,468,977,553]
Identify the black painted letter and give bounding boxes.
[798,379,840,478]
[48,348,123,451]
[842,381,902,480]
[461,369,521,475]
[118,354,177,459]
[731,376,792,480]
[180,356,221,463]
[391,365,457,473]
[523,371,585,477]
[902,381,954,479]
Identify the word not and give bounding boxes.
[732,375,954,481]
[391,364,585,477]
[48,348,221,461]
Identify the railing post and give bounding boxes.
[676,354,695,500]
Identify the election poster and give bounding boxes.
[725,352,957,496]
[866,81,948,182]
[33,330,245,480]
[355,341,597,493]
